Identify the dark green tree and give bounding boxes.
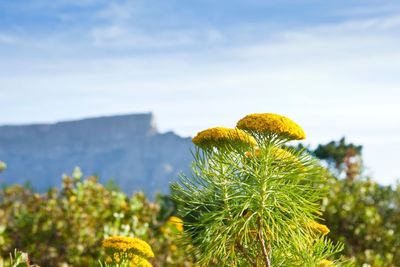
[313,137,362,181]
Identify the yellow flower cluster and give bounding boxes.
[308,221,330,236]
[319,259,334,266]
[236,113,306,140]
[192,127,257,149]
[131,255,152,267]
[167,216,184,232]
[102,236,155,258]
[161,216,184,235]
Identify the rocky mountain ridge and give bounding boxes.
[0,113,193,196]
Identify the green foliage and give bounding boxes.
[312,137,400,266]
[0,169,192,267]
[322,177,400,266]
[0,249,33,267]
[172,130,351,266]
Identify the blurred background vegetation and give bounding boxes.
[0,138,399,266]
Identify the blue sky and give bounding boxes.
[1,0,400,184]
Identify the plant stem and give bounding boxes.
[257,217,271,267]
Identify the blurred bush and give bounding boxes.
[322,177,400,266]
[311,138,400,267]
[0,168,193,267]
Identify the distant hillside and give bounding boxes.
[0,113,193,196]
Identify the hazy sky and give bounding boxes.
[1,0,400,184]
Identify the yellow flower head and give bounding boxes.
[69,195,77,203]
[192,127,257,149]
[105,256,113,264]
[236,113,306,140]
[169,244,177,252]
[102,236,154,259]
[131,255,152,267]
[167,216,184,232]
[308,221,330,236]
[319,259,334,267]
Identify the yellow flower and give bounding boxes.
[244,150,253,158]
[120,200,129,211]
[113,252,121,263]
[192,127,257,149]
[105,256,112,264]
[308,221,330,236]
[169,244,177,252]
[167,216,184,232]
[102,236,154,258]
[236,113,306,140]
[319,259,334,266]
[69,196,77,203]
[131,255,152,267]
[244,147,261,158]
[139,259,152,267]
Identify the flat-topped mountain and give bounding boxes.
[0,113,193,196]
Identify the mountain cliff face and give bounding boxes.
[0,113,193,196]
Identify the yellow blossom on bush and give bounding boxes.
[105,256,112,264]
[192,127,257,149]
[113,252,121,263]
[167,216,183,232]
[236,113,306,140]
[102,236,154,258]
[244,147,261,158]
[120,200,129,211]
[319,259,334,266]
[69,195,77,203]
[169,244,177,252]
[131,255,152,267]
[308,221,330,235]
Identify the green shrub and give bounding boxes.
[322,177,400,266]
[0,168,191,267]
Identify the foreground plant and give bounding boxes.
[0,249,31,267]
[172,113,352,266]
